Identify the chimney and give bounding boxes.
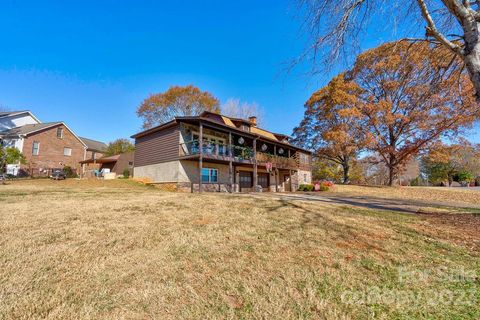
[248,116,257,127]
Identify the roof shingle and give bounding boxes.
[0,122,62,137]
[79,137,108,152]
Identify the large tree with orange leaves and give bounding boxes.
[348,42,479,185]
[292,73,365,184]
[137,85,220,129]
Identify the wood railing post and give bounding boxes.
[289,169,293,192]
[229,132,233,192]
[199,122,203,193]
[253,138,258,192]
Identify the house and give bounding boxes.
[0,110,106,177]
[131,111,312,192]
[80,152,134,177]
[0,110,40,131]
[79,137,108,173]
[80,137,108,160]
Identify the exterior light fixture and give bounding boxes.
[278,148,284,155]
[261,144,268,151]
[238,137,245,145]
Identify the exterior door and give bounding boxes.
[239,171,253,191]
[284,174,291,192]
[258,173,269,190]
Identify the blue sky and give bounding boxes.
[0,0,478,143]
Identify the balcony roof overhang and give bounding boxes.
[131,116,312,154]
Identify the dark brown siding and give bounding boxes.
[112,152,135,175]
[134,124,180,167]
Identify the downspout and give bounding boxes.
[82,147,87,178]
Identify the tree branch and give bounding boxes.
[417,0,463,55]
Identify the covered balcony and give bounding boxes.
[179,139,255,164]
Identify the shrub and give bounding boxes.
[123,169,130,179]
[322,181,334,187]
[298,184,314,192]
[410,177,421,186]
[313,181,334,191]
[63,166,77,178]
[457,171,474,186]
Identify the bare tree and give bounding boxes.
[297,0,480,98]
[221,98,264,125]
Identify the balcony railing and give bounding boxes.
[179,140,254,162]
[179,140,307,169]
[232,145,254,161]
[256,152,298,169]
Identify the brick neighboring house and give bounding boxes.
[0,111,106,177]
[79,137,108,173]
[80,137,107,160]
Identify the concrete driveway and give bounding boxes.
[252,192,480,214]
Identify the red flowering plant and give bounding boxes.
[313,181,334,191]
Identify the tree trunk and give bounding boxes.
[461,17,480,99]
[388,166,395,187]
[342,163,350,184]
[464,46,480,99]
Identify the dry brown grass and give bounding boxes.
[0,179,478,319]
[332,185,480,206]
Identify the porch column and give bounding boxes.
[228,132,233,193]
[276,168,280,192]
[288,150,293,192]
[289,169,293,192]
[253,138,258,192]
[199,122,203,193]
[235,169,240,192]
[274,145,278,192]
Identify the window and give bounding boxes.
[2,139,15,148]
[201,168,218,183]
[300,153,310,164]
[240,124,250,132]
[57,127,64,139]
[192,133,227,155]
[92,152,96,160]
[32,142,40,155]
[64,147,72,156]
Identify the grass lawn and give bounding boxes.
[0,180,479,319]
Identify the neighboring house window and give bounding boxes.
[57,127,64,139]
[64,147,72,156]
[2,139,15,147]
[201,168,218,183]
[32,142,40,155]
[92,152,96,160]
[304,174,307,182]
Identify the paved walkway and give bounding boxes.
[251,192,480,214]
